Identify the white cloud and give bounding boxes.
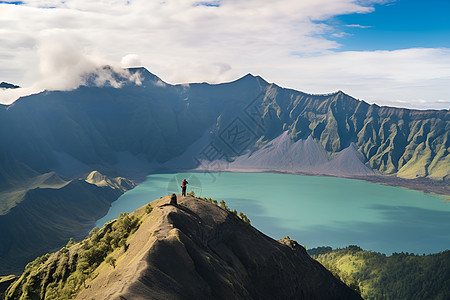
[345,24,372,28]
[0,0,448,109]
[36,29,106,91]
[269,48,450,109]
[121,54,142,68]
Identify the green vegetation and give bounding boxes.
[309,246,450,300]
[238,212,251,225]
[105,257,116,269]
[0,275,17,300]
[145,203,153,214]
[5,212,141,300]
[198,197,251,225]
[219,200,229,210]
[198,196,217,205]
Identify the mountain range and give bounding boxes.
[0,67,448,274]
[1,68,448,180]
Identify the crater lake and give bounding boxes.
[96,172,450,254]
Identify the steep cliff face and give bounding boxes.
[218,86,449,179]
[6,196,361,300]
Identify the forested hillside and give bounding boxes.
[309,246,450,300]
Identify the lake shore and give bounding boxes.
[353,175,450,199]
[185,167,450,198]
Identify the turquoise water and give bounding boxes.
[96,172,450,254]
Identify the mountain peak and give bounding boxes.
[236,72,268,84]
[126,67,167,85]
[242,72,256,79]
[78,66,165,89]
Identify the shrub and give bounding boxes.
[145,203,153,214]
[238,212,251,225]
[200,197,251,225]
[219,200,230,211]
[105,257,116,269]
[66,237,76,248]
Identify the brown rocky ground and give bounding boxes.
[76,195,361,300]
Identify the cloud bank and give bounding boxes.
[0,0,449,109]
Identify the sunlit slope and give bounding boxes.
[6,196,361,300]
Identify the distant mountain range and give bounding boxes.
[1,67,448,181]
[0,67,448,274]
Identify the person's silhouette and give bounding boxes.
[181,179,188,197]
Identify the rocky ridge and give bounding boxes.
[6,196,362,300]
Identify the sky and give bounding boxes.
[0,0,449,109]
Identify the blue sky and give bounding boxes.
[0,0,449,109]
[327,0,450,51]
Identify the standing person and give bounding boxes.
[181,179,188,197]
